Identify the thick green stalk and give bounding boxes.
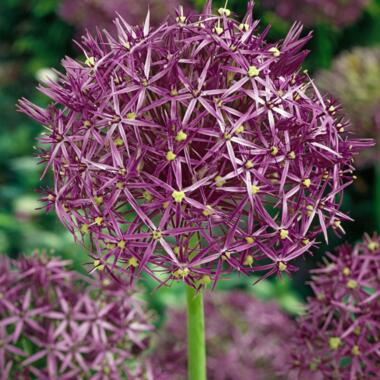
[376,165,380,232]
[186,286,206,380]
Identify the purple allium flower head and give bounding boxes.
[317,47,380,167]
[263,0,369,27]
[154,291,295,380]
[59,0,183,36]
[0,252,154,380]
[18,1,372,288]
[289,234,380,379]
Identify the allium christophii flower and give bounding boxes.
[263,0,368,27]
[0,253,154,380]
[18,1,371,288]
[289,234,380,379]
[154,291,295,380]
[317,47,380,166]
[59,0,183,35]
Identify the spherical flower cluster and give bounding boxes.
[317,47,380,167]
[59,0,182,36]
[19,1,371,288]
[289,234,380,379]
[0,253,154,380]
[154,291,295,380]
[263,0,368,27]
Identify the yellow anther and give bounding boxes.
[114,137,124,146]
[116,182,124,189]
[172,190,185,203]
[342,267,351,276]
[199,275,211,285]
[218,7,231,16]
[328,105,336,113]
[163,201,170,209]
[351,345,360,356]
[347,279,358,289]
[239,23,249,31]
[224,132,232,140]
[269,47,281,57]
[288,151,296,160]
[106,243,116,249]
[126,112,136,120]
[248,65,259,77]
[245,160,254,169]
[302,178,311,188]
[173,267,189,278]
[235,125,244,134]
[333,220,341,228]
[245,236,255,244]
[354,326,361,335]
[143,191,153,202]
[102,278,111,286]
[152,230,162,240]
[176,15,186,24]
[222,251,231,260]
[117,240,126,249]
[83,120,91,128]
[128,257,138,268]
[95,217,103,226]
[173,246,180,255]
[175,130,187,142]
[203,205,214,217]
[368,241,379,252]
[81,224,89,233]
[214,25,224,35]
[270,146,279,156]
[244,255,254,267]
[317,292,325,301]
[329,337,341,350]
[280,229,289,240]
[166,151,176,161]
[302,239,310,245]
[123,41,130,50]
[93,260,104,271]
[170,88,178,96]
[306,205,314,216]
[94,196,103,205]
[214,175,226,187]
[251,185,260,195]
[85,56,95,67]
[278,261,287,271]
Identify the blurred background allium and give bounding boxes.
[317,46,380,166]
[289,234,380,379]
[0,252,154,379]
[262,0,369,27]
[154,291,294,380]
[59,0,183,36]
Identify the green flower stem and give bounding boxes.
[376,164,380,232]
[187,285,207,380]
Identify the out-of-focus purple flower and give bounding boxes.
[263,0,368,27]
[317,47,380,167]
[18,1,372,288]
[0,252,154,380]
[289,234,380,379]
[154,291,295,380]
[59,0,184,35]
